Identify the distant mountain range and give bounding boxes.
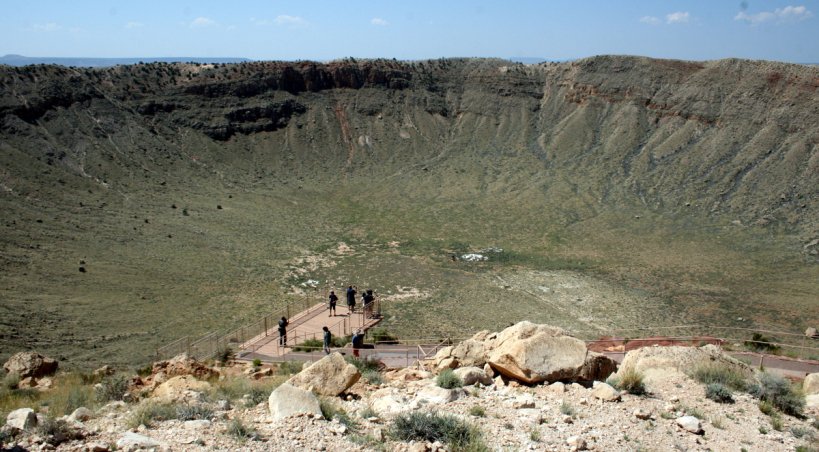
[0,54,251,67]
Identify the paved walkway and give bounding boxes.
[237,303,381,360]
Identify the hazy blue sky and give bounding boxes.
[2,1,817,62]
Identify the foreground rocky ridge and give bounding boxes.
[3,323,818,451]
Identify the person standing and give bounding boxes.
[352,329,364,358]
[328,291,338,316]
[278,316,289,347]
[322,326,332,355]
[346,285,357,315]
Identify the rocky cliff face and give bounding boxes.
[1,56,815,233]
[0,57,817,368]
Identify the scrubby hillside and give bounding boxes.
[0,57,817,367]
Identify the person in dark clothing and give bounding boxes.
[363,289,375,318]
[322,326,331,355]
[351,329,364,358]
[346,286,357,315]
[278,316,289,347]
[328,291,338,316]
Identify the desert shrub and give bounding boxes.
[276,361,303,375]
[758,400,776,416]
[2,374,20,390]
[226,418,260,441]
[389,411,487,451]
[745,333,781,353]
[436,369,463,389]
[690,363,749,391]
[94,374,129,403]
[469,405,485,417]
[217,347,234,365]
[560,401,576,416]
[128,402,179,428]
[37,417,82,446]
[681,405,704,419]
[175,404,213,421]
[749,372,805,417]
[791,425,815,440]
[614,368,646,395]
[320,398,357,430]
[251,359,262,368]
[361,369,383,385]
[705,383,734,404]
[770,415,784,431]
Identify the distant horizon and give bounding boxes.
[2,53,818,68]
[2,1,817,64]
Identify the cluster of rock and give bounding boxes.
[2,351,58,391]
[428,321,617,384]
[3,322,819,451]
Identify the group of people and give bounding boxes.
[328,286,376,317]
[276,284,375,356]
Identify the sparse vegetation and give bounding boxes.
[690,363,749,391]
[276,361,303,375]
[469,405,486,417]
[226,417,260,441]
[705,383,734,404]
[389,411,487,451]
[94,374,129,403]
[251,358,262,367]
[128,402,179,428]
[37,417,82,446]
[175,404,213,420]
[560,400,576,416]
[749,372,805,417]
[319,398,357,430]
[613,368,647,395]
[436,369,463,389]
[745,333,781,353]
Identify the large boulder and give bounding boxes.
[487,322,590,384]
[3,352,58,378]
[615,344,753,383]
[6,408,37,430]
[287,352,360,396]
[453,367,492,386]
[151,375,212,403]
[268,383,323,420]
[804,373,819,395]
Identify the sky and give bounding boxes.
[1,1,818,63]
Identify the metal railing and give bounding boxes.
[155,291,323,361]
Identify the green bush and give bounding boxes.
[2,374,20,390]
[436,369,463,389]
[252,358,262,367]
[469,405,485,417]
[614,368,646,395]
[389,411,487,451]
[94,375,129,403]
[705,383,734,404]
[690,363,749,391]
[749,372,805,417]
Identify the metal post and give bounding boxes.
[264,317,268,337]
[186,336,191,357]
